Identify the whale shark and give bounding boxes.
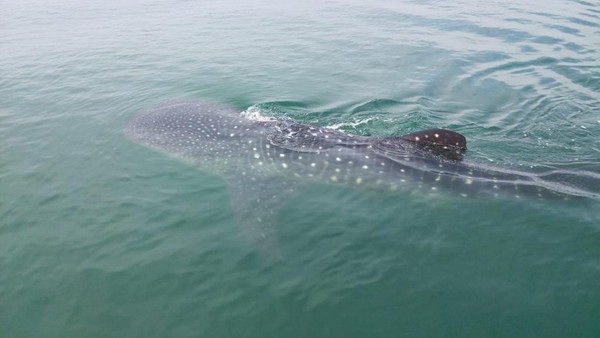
[125,100,599,257]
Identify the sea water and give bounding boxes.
[1,0,599,336]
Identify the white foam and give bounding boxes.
[241,105,277,122]
[325,116,378,130]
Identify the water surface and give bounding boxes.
[1,0,599,337]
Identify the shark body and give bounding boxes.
[125,100,597,257]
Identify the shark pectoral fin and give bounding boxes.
[225,174,297,261]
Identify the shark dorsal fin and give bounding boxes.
[399,128,467,160]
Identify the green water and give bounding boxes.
[1,0,600,336]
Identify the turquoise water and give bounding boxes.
[1,0,600,336]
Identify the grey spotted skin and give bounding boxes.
[125,100,597,257]
[125,100,580,200]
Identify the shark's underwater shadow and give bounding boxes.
[124,100,599,260]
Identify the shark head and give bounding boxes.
[125,100,269,170]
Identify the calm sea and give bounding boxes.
[1,0,599,337]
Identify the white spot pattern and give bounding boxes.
[125,100,563,204]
